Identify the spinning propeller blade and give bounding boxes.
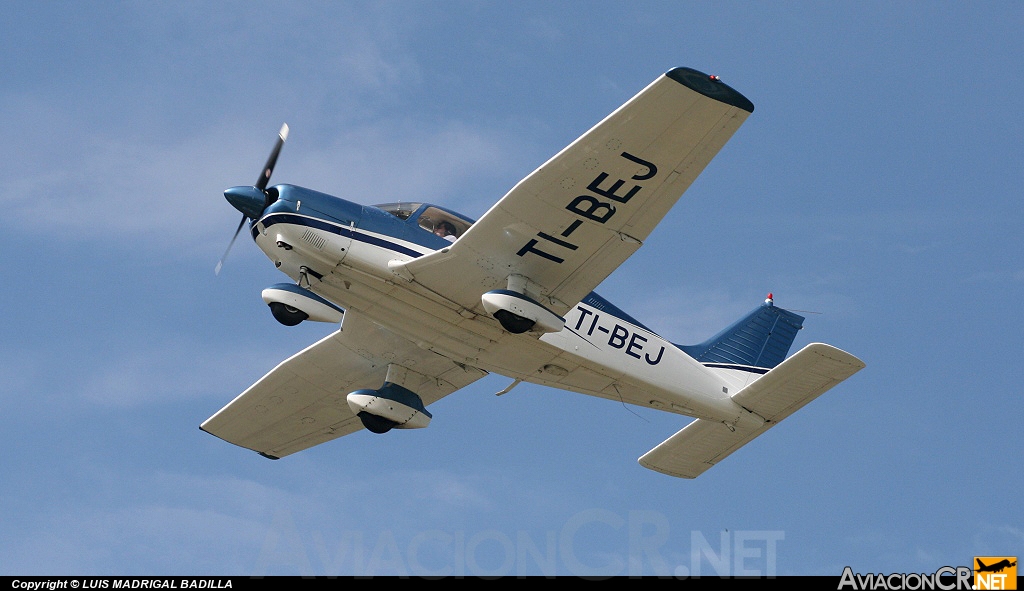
[257,123,289,191]
[214,215,247,276]
[214,123,289,275]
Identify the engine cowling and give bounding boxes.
[481,290,564,334]
[261,283,344,325]
[346,382,432,434]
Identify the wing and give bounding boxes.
[391,67,754,315]
[200,310,487,458]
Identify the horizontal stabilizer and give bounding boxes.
[638,343,865,478]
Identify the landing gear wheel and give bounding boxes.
[269,302,309,326]
[357,412,398,434]
[494,309,535,334]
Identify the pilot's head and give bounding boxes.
[435,221,456,237]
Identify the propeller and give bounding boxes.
[215,123,290,275]
[214,216,248,276]
[256,123,289,192]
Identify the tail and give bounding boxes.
[678,293,804,370]
[639,295,864,478]
[640,342,865,478]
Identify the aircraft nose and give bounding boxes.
[224,185,267,220]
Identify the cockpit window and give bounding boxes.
[417,206,471,241]
[376,202,421,221]
[375,202,474,243]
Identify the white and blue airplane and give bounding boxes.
[202,67,864,478]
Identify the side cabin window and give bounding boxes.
[416,206,470,242]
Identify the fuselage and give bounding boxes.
[247,184,759,427]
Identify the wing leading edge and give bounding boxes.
[392,67,754,316]
[201,310,487,459]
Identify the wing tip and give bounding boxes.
[803,342,867,371]
[638,456,703,479]
[666,67,755,113]
[200,424,281,460]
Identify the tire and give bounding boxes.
[269,302,309,326]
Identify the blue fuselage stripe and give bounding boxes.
[254,213,426,259]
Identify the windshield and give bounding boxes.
[375,202,422,221]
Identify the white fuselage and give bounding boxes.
[252,211,762,429]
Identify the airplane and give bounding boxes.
[201,67,865,478]
[976,558,1016,573]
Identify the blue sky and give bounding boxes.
[1,1,1021,577]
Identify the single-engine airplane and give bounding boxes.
[202,67,865,478]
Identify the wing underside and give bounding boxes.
[201,311,487,458]
[393,67,754,316]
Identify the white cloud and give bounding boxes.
[2,101,524,261]
[0,471,301,573]
[291,121,521,215]
[0,2,533,260]
[0,464,574,574]
[77,337,288,408]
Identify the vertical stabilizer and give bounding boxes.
[678,295,804,370]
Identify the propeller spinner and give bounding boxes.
[215,123,289,275]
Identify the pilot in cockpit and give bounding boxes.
[434,220,458,242]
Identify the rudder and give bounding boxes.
[678,294,804,370]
